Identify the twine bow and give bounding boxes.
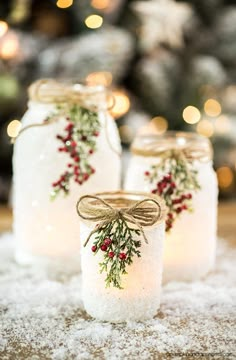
[76,194,163,246]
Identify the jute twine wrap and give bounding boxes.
[76,191,166,246]
[131,134,213,162]
[14,79,121,155]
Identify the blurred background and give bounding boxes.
[0,0,236,204]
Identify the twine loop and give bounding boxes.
[76,193,164,246]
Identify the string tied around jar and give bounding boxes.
[12,79,120,156]
[76,193,163,246]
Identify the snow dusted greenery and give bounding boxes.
[0,233,235,360]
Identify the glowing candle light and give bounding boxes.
[182,106,201,124]
[204,99,221,117]
[110,90,130,119]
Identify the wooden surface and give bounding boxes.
[1,202,236,244]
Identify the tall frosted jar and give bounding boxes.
[124,132,218,282]
[13,79,121,267]
[77,191,166,323]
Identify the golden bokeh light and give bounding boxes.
[91,0,110,10]
[196,119,214,137]
[217,166,234,189]
[85,14,103,29]
[86,72,112,87]
[149,116,168,134]
[110,90,130,119]
[0,21,8,37]
[204,99,221,117]
[56,0,73,9]
[215,115,231,134]
[7,120,22,138]
[119,125,134,144]
[0,33,19,60]
[182,106,201,124]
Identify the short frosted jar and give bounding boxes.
[78,191,166,323]
[13,80,121,268]
[124,132,218,283]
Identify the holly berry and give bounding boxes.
[104,238,112,246]
[101,244,108,251]
[108,251,115,258]
[119,252,127,260]
[91,245,97,252]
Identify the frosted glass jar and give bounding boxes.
[125,132,218,283]
[13,79,121,268]
[77,191,166,322]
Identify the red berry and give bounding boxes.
[167,213,173,219]
[83,173,89,181]
[182,204,188,210]
[81,135,87,141]
[101,244,107,251]
[176,207,182,214]
[89,149,94,154]
[58,147,65,152]
[94,131,99,136]
[164,174,172,181]
[170,182,176,188]
[186,193,192,199]
[91,245,97,252]
[119,252,126,260]
[145,171,150,176]
[151,189,157,194]
[74,156,80,162]
[68,163,73,168]
[104,238,112,246]
[71,141,77,147]
[108,251,115,258]
[91,167,95,174]
[52,182,58,187]
[65,123,74,131]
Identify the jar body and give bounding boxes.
[80,221,165,322]
[124,155,218,282]
[13,101,121,267]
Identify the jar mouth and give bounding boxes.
[131,131,213,161]
[77,191,166,226]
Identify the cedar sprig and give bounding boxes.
[50,104,100,199]
[91,218,142,289]
[145,153,201,232]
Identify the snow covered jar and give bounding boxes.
[77,191,166,322]
[124,132,218,283]
[13,79,121,268]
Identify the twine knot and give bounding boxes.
[76,193,163,246]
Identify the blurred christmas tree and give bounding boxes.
[0,0,235,202]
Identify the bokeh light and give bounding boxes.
[204,99,221,117]
[86,72,112,87]
[7,120,22,138]
[110,90,130,119]
[217,166,234,189]
[56,0,73,9]
[85,15,103,29]
[182,106,201,124]
[196,119,214,137]
[215,115,231,134]
[0,32,19,60]
[91,0,110,10]
[0,21,8,37]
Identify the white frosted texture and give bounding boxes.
[13,101,121,267]
[124,155,218,282]
[80,221,165,322]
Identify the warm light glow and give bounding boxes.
[110,90,130,119]
[0,32,19,60]
[204,99,221,117]
[86,72,112,86]
[119,125,134,144]
[182,106,201,124]
[0,21,8,37]
[7,120,22,138]
[215,115,231,134]
[56,0,73,8]
[217,166,234,189]
[85,14,103,29]
[91,0,110,10]
[150,116,168,134]
[196,119,214,137]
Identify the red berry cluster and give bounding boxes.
[145,172,193,232]
[51,116,99,197]
[91,237,127,261]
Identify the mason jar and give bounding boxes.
[124,132,218,282]
[77,191,166,322]
[13,79,121,269]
